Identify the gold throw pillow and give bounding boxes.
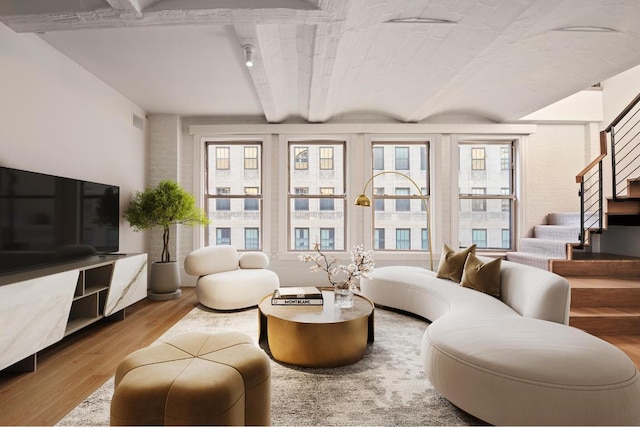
[460,253,502,298]
[436,244,476,283]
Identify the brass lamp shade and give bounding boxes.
[354,194,372,206]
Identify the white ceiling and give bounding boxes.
[2,0,640,123]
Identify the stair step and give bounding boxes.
[571,285,640,308]
[519,238,572,258]
[550,259,640,276]
[534,225,581,241]
[570,307,640,336]
[505,252,553,270]
[607,197,640,215]
[547,212,581,226]
[628,178,640,197]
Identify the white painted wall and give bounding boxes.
[0,23,148,255]
[601,64,640,129]
[521,124,593,235]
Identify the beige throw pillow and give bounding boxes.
[436,244,476,283]
[460,253,502,298]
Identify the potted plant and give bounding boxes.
[124,180,208,300]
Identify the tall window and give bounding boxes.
[289,141,346,251]
[370,142,430,251]
[459,141,515,250]
[206,141,262,249]
[422,228,429,250]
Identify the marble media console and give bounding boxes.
[0,253,147,372]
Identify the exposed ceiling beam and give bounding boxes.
[234,24,283,123]
[105,0,142,14]
[306,0,350,123]
[1,7,335,33]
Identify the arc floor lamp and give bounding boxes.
[354,171,434,271]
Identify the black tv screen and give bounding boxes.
[0,166,119,275]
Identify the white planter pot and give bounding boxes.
[148,261,182,300]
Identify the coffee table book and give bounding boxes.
[271,286,324,305]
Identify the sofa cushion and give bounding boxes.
[460,254,501,298]
[436,244,476,283]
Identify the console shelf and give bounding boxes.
[0,253,148,372]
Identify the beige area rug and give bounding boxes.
[57,304,478,426]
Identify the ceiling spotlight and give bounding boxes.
[243,44,254,67]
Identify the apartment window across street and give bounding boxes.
[471,147,485,170]
[244,187,259,210]
[216,228,231,245]
[216,147,230,170]
[288,141,346,251]
[370,141,430,251]
[245,228,259,250]
[319,147,334,170]
[396,228,410,250]
[205,141,263,250]
[472,229,487,248]
[244,147,258,170]
[294,147,308,170]
[295,228,310,250]
[319,187,335,211]
[216,187,230,211]
[373,147,384,170]
[459,141,515,250]
[374,228,385,249]
[395,147,410,170]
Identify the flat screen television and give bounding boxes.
[0,166,120,275]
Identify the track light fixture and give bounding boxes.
[243,44,254,67]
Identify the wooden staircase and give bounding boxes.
[567,275,640,368]
[568,275,640,337]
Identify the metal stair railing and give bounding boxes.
[608,92,640,200]
[576,132,606,248]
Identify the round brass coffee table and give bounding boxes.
[258,289,374,368]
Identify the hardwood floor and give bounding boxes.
[0,288,198,426]
[2,283,640,426]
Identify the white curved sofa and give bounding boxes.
[361,260,640,426]
[184,245,279,310]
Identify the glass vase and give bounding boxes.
[334,282,354,308]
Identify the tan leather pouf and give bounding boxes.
[110,331,271,426]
